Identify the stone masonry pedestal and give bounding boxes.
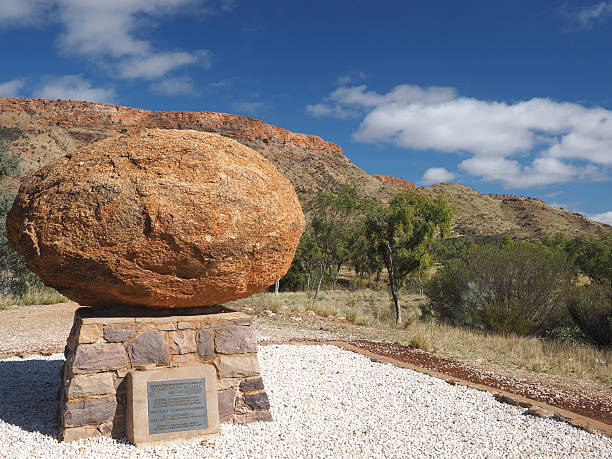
[58,306,272,442]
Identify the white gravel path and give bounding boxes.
[0,344,610,458]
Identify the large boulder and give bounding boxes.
[5,129,305,308]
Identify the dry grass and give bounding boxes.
[236,289,612,385]
[239,288,423,327]
[0,285,67,309]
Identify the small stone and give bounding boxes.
[239,377,265,393]
[218,388,237,423]
[197,329,214,359]
[214,354,260,378]
[128,329,170,366]
[157,323,176,331]
[103,325,135,343]
[244,392,270,410]
[234,410,273,425]
[170,330,197,354]
[215,326,257,354]
[66,373,115,399]
[78,324,102,344]
[73,343,128,373]
[64,396,117,427]
[177,322,196,329]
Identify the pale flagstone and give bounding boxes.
[66,373,115,399]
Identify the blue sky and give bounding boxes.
[0,0,611,224]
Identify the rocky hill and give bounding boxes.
[372,174,418,190]
[0,97,609,239]
[422,183,609,239]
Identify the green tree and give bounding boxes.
[349,224,383,288]
[543,233,612,287]
[310,185,367,300]
[365,191,453,326]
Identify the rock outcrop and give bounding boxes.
[5,129,305,308]
[372,174,418,190]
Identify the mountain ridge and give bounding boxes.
[0,97,609,239]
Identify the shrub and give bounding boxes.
[417,302,434,322]
[426,241,573,336]
[425,258,469,324]
[407,334,430,351]
[566,284,612,348]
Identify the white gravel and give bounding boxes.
[0,344,610,458]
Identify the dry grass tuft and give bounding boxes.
[0,285,67,309]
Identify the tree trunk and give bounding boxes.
[384,244,401,326]
[313,261,328,302]
[390,282,401,326]
[274,280,279,296]
[314,272,324,302]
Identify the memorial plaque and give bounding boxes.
[147,378,208,434]
[127,366,219,447]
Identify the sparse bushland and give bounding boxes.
[284,187,452,326]
[235,290,612,385]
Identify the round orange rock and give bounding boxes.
[6,129,305,308]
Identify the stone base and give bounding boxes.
[58,306,272,442]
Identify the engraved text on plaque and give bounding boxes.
[147,378,208,434]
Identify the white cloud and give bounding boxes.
[0,0,216,80]
[567,1,612,29]
[0,79,25,97]
[305,103,356,119]
[150,76,195,95]
[0,0,51,26]
[308,83,612,188]
[118,51,210,80]
[337,71,366,86]
[33,75,115,104]
[543,191,564,198]
[588,211,612,225]
[421,167,456,185]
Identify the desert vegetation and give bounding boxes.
[0,141,66,308]
[264,186,612,383]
